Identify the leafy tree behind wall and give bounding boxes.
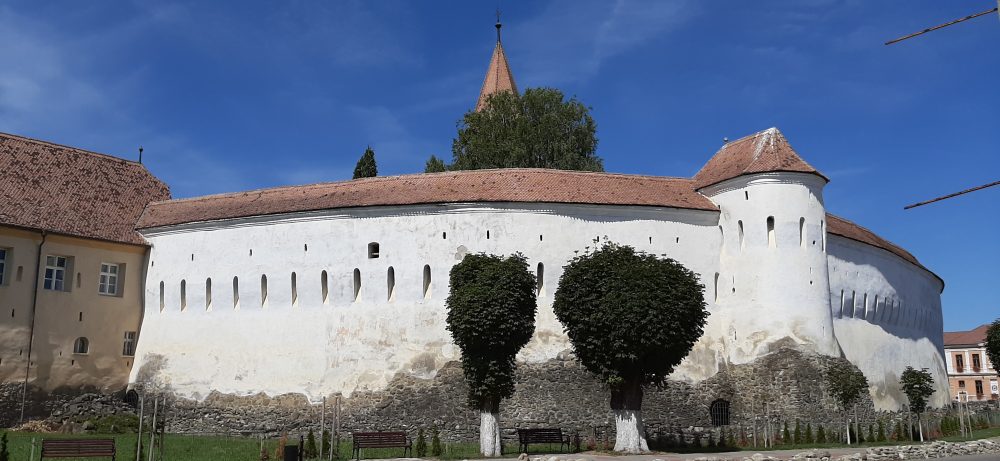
[826,360,868,445]
[552,242,708,453]
[445,253,537,456]
[353,146,378,179]
[451,88,602,171]
[986,319,1000,380]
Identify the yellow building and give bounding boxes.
[944,324,999,402]
[0,132,168,424]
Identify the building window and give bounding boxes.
[821,220,826,251]
[536,263,545,296]
[44,255,68,291]
[180,280,187,310]
[122,331,137,356]
[975,380,984,395]
[861,293,869,320]
[973,354,981,371]
[98,263,120,296]
[766,216,775,248]
[422,265,431,300]
[0,248,7,285]
[737,221,745,252]
[159,281,165,311]
[205,278,212,310]
[233,277,240,309]
[709,399,730,426]
[714,273,720,302]
[368,242,380,259]
[353,269,361,302]
[73,337,89,354]
[955,354,965,372]
[260,275,268,307]
[291,272,298,306]
[321,270,329,305]
[387,267,396,302]
[959,380,965,388]
[799,217,806,248]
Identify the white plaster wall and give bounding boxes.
[827,234,947,410]
[130,203,722,401]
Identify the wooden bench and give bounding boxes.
[517,428,571,453]
[352,431,411,460]
[41,438,116,460]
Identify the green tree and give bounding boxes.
[552,242,708,453]
[793,421,802,445]
[452,88,602,171]
[782,421,791,444]
[826,360,869,445]
[431,427,442,456]
[877,420,886,442]
[1,431,10,461]
[986,320,1000,384]
[894,421,903,441]
[353,146,377,179]
[816,425,826,444]
[415,428,427,457]
[321,430,331,459]
[900,366,936,442]
[304,429,318,459]
[445,253,537,456]
[805,423,813,444]
[424,155,447,173]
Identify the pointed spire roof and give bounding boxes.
[692,127,827,189]
[475,19,518,112]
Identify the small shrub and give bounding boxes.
[805,423,813,444]
[260,445,270,461]
[89,414,141,434]
[877,420,886,442]
[0,431,10,461]
[692,431,703,448]
[322,430,331,458]
[816,425,826,444]
[676,430,687,449]
[416,428,427,457]
[431,427,442,456]
[275,433,287,460]
[305,429,318,459]
[793,421,802,445]
[718,427,728,448]
[782,421,791,444]
[706,431,716,448]
[894,421,903,441]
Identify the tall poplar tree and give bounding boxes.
[353,146,378,179]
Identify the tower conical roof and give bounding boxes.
[475,26,518,111]
[693,127,827,189]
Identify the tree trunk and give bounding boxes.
[917,414,924,442]
[480,398,502,457]
[845,411,851,445]
[610,380,649,453]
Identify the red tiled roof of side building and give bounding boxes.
[0,132,170,246]
[137,168,718,229]
[944,324,992,347]
[693,127,828,190]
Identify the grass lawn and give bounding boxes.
[940,427,1000,442]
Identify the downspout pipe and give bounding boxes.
[20,230,46,423]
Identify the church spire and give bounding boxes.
[475,13,518,112]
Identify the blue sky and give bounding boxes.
[0,1,996,330]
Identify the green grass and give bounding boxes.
[940,427,1000,442]
[1,432,574,461]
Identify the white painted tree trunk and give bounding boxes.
[480,411,502,457]
[845,415,851,445]
[613,409,649,454]
[918,418,924,442]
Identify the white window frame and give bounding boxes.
[44,255,68,291]
[122,331,137,356]
[99,263,120,296]
[0,248,7,285]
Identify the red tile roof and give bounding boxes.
[476,40,518,112]
[825,213,942,286]
[944,324,991,347]
[693,127,827,189]
[137,169,718,229]
[0,132,170,246]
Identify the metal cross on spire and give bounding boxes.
[496,9,502,43]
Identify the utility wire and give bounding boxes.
[885,7,997,45]
[904,180,1000,209]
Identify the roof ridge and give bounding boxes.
[0,131,141,165]
[158,168,699,205]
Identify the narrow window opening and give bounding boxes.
[675,237,680,244]
[387,267,396,302]
[766,216,775,248]
[731,275,736,293]
[442,232,447,239]
[714,273,720,302]
[180,280,187,311]
[205,278,212,310]
[76,272,81,288]
[16,266,23,282]
[79,312,83,322]
[122,331,137,356]
[321,270,329,305]
[159,281,165,311]
[849,290,856,318]
[73,337,89,354]
[249,249,253,256]
[821,220,826,251]
[536,263,545,296]
[368,242,380,259]
[422,265,431,300]
[862,293,869,319]
[304,244,308,252]
[799,217,806,249]
[541,235,544,242]
[738,221,745,252]
[190,254,194,261]
[839,290,845,318]
[353,268,361,302]
[718,226,724,247]
[291,272,298,307]
[486,230,491,240]
[233,277,240,309]
[648,236,652,244]
[744,191,749,201]
[873,295,880,321]
[260,275,268,307]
